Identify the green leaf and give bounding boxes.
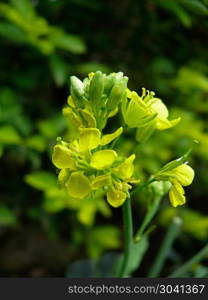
[25,171,57,191]
[0,205,17,226]
[181,0,208,14]
[0,125,22,144]
[0,22,27,43]
[126,237,149,276]
[37,114,65,139]
[0,144,3,157]
[153,0,192,27]
[10,0,35,19]
[53,30,86,54]
[26,135,47,152]
[49,54,69,86]
[87,226,121,258]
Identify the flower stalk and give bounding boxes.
[118,195,134,277]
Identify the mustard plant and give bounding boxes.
[52,71,195,277]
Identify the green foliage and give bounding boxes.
[87,226,121,258]
[0,204,17,226]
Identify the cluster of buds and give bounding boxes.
[52,71,194,210]
[67,71,128,132]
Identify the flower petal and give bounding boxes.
[91,173,111,189]
[101,127,123,145]
[113,154,135,179]
[90,150,117,170]
[52,144,76,169]
[58,169,70,187]
[171,164,195,186]
[79,128,101,152]
[107,188,127,207]
[66,171,91,199]
[156,117,181,130]
[169,181,186,207]
[150,98,169,119]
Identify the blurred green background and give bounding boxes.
[0,0,208,277]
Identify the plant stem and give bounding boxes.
[134,196,161,242]
[169,243,208,278]
[118,196,134,277]
[131,178,155,197]
[148,217,182,277]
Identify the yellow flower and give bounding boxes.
[122,89,180,133]
[155,163,195,207]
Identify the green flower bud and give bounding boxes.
[104,73,116,96]
[149,181,171,198]
[106,73,128,111]
[70,76,85,108]
[89,71,104,112]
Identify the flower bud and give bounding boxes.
[106,73,128,111]
[70,76,85,108]
[89,71,104,113]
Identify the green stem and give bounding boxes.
[131,178,155,197]
[134,196,161,242]
[148,217,182,277]
[169,243,208,278]
[118,196,134,277]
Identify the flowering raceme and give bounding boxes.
[52,71,194,215]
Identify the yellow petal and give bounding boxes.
[67,95,76,108]
[171,164,195,186]
[90,150,117,170]
[63,107,82,128]
[91,173,111,189]
[156,117,181,130]
[107,188,127,207]
[150,98,181,130]
[66,171,91,199]
[113,154,135,179]
[79,128,101,152]
[150,98,169,119]
[52,144,76,169]
[58,169,70,186]
[101,127,123,145]
[169,181,186,207]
